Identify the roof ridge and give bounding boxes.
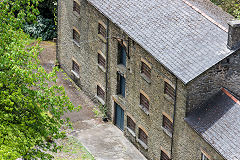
[182,0,228,32]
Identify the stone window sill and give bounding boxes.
[98,64,106,72]
[136,138,148,150]
[140,73,151,84]
[139,105,149,116]
[161,126,172,138]
[73,11,80,17]
[98,34,107,43]
[164,94,174,104]
[95,95,105,105]
[117,64,127,74]
[73,40,81,48]
[71,70,80,79]
[126,127,136,137]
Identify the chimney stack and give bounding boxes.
[227,20,240,50]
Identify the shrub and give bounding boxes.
[23,15,57,41]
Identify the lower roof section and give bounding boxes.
[185,88,240,160]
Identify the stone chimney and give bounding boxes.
[227,20,240,50]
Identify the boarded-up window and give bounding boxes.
[160,150,170,160]
[73,1,80,14]
[73,29,80,44]
[127,116,135,132]
[140,93,149,111]
[97,85,105,100]
[138,128,148,145]
[98,53,105,68]
[72,60,79,75]
[141,61,151,79]
[162,115,173,134]
[98,23,106,38]
[164,82,175,99]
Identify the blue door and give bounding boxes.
[115,103,124,131]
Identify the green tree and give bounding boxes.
[211,0,240,19]
[38,0,57,19]
[0,0,77,159]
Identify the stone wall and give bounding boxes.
[57,0,107,104]
[186,49,240,114]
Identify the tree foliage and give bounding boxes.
[38,0,57,20]
[211,0,240,19]
[0,0,77,159]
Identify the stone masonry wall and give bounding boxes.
[57,0,107,104]
[186,49,240,114]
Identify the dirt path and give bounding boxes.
[39,41,146,160]
[39,41,100,129]
[39,41,97,159]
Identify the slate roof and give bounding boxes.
[185,88,240,160]
[86,0,235,83]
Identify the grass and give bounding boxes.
[53,136,94,160]
[26,38,37,45]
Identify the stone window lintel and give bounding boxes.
[160,146,171,160]
[140,89,150,101]
[98,21,107,43]
[141,57,152,69]
[112,95,126,110]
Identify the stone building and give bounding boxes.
[57,0,240,159]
